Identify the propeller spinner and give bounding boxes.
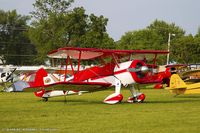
[127,66,149,74]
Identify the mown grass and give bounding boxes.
[1,88,200,133]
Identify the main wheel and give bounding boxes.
[136,93,145,103]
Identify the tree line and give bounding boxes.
[0,0,199,65]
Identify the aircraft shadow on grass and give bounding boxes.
[38,98,104,105]
[36,95,200,105]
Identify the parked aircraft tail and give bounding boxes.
[167,74,187,95]
[4,68,48,92]
[33,68,48,87]
[169,74,187,90]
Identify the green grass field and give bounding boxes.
[1,88,200,133]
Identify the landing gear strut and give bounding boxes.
[128,84,145,103]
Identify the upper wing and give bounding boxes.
[47,47,168,60]
[48,47,104,60]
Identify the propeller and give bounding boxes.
[127,66,149,74]
[6,68,17,82]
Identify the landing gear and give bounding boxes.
[43,97,48,102]
[127,93,145,103]
[104,77,123,104]
[128,84,145,103]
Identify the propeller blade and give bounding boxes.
[127,66,149,73]
[127,68,141,72]
[6,68,16,81]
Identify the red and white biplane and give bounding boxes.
[6,47,170,104]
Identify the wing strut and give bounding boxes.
[78,51,82,72]
[64,56,69,81]
[153,54,158,67]
[111,53,120,68]
[69,56,75,75]
[64,56,75,81]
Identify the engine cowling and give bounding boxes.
[114,60,149,85]
[128,60,149,83]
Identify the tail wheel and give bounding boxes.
[43,97,48,102]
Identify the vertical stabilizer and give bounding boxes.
[34,68,48,87]
[169,74,187,90]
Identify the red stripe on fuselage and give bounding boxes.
[113,69,127,75]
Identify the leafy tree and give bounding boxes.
[193,31,200,64]
[117,20,187,64]
[29,0,114,63]
[0,10,36,65]
[79,14,115,48]
[195,27,200,38]
[117,29,163,50]
[118,20,185,50]
[147,19,185,45]
[31,0,74,20]
[171,35,200,64]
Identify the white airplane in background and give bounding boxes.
[0,65,60,83]
[0,67,16,83]
[2,65,87,98]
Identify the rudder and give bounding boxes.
[34,68,48,87]
[169,74,187,90]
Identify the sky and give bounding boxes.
[0,0,200,41]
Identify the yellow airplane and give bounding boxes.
[168,74,200,95]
